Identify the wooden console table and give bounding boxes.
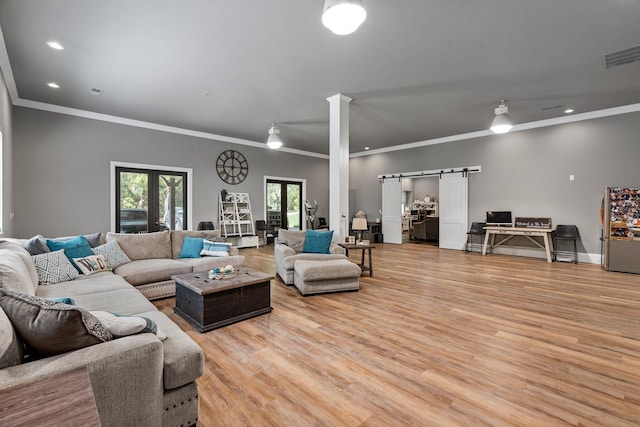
[482,226,554,263]
[0,368,100,426]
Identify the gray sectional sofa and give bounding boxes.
[105,230,245,299]
[0,230,246,426]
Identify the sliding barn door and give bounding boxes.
[381,178,403,244]
[438,173,468,250]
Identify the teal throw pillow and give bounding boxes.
[302,230,334,254]
[179,236,204,258]
[46,236,93,272]
[47,297,76,305]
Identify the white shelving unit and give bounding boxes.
[219,192,259,248]
[413,201,438,217]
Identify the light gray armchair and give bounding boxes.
[274,229,347,285]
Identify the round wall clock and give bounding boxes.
[216,150,248,185]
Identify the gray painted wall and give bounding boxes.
[411,177,439,204]
[12,107,330,238]
[350,111,640,258]
[0,69,12,236]
[10,105,640,260]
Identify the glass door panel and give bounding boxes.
[117,171,150,233]
[267,182,283,236]
[116,167,187,233]
[286,184,301,230]
[159,174,185,230]
[266,180,302,236]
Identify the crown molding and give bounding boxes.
[350,103,640,158]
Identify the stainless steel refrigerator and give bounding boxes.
[604,187,640,274]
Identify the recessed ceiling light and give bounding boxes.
[201,90,212,96]
[364,146,370,150]
[564,108,574,114]
[47,82,60,89]
[46,41,64,50]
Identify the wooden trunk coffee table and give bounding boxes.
[173,268,273,332]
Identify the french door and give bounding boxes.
[266,179,302,236]
[115,167,187,233]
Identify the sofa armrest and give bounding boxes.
[0,335,164,427]
[274,243,296,258]
[229,246,240,256]
[330,244,346,255]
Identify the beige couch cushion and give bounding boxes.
[114,259,192,286]
[106,231,172,260]
[176,255,245,273]
[139,310,204,390]
[294,259,361,281]
[282,253,348,270]
[35,271,131,298]
[0,306,23,369]
[0,243,39,295]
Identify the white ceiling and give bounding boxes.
[1,0,640,155]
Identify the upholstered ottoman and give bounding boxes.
[293,259,361,296]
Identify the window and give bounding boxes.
[111,162,192,233]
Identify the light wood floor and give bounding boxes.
[154,243,640,426]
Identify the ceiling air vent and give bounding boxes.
[605,45,640,69]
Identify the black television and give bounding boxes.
[486,211,512,226]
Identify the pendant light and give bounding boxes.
[266,123,283,149]
[322,0,367,35]
[490,100,513,134]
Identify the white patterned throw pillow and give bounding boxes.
[73,254,111,276]
[200,240,232,257]
[92,240,131,269]
[32,249,80,285]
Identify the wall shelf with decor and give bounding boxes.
[218,192,259,248]
[412,201,438,217]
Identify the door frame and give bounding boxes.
[264,175,307,231]
[377,166,481,246]
[110,161,193,232]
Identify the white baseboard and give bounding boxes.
[465,243,601,265]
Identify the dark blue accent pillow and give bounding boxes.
[302,230,334,254]
[47,297,76,305]
[46,236,93,272]
[179,236,204,258]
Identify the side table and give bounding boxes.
[338,243,375,276]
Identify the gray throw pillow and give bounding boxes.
[92,240,131,269]
[82,232,104,248]
[24,235,49,256]
[278,229,306,252]
[0,289,112,356]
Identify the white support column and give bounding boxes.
[327,93,352,243]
